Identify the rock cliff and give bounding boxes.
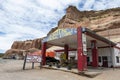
[49,6,120,42]
[3,38,42,59]
[11,38,41,50]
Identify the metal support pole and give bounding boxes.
[23,54,27,70]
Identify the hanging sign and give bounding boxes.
[82,34,87,51]
[82,33,87,55]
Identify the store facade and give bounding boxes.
[41,27,119,71]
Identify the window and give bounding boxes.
[116,56,119,63]
[98,56,101,62]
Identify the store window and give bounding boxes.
[116,56,119,63]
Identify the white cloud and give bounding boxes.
[92,0,120,10]
[82,0,95,10]
[0,0,120,53]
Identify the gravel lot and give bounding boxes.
[0,58,120,80]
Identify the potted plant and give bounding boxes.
[67,64,72,70]
[56,64,61,68]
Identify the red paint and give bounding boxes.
[41,42,47,65]
[91,40,98,67]
[77,27,87,71]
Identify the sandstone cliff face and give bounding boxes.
[4,38,42,59]
[50,6,120,42]
[11,38,41,50]
[3,49,24,59]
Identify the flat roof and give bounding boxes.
[42,27,116,48]
[82,28,116,46]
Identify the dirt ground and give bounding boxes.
[0,58,120,80]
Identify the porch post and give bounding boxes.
[64,44,69,60]
[77,27,87,71]
[41,42,47,65]
[91,40,98,67]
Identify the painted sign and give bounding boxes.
[26,55,42,63]
[82,33,87,55]
[82,34,87,51]
[43,28,77,42]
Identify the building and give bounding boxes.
[41,27,120,71]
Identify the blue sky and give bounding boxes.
[0,0,120,53]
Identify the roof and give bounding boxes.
[42,27,116,47]
[47,46,64,52]
[82,28,116,46]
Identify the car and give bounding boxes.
[46,57,60,65]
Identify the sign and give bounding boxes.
[42,28,77,42]
[26,55,42,63]
[82,34,87,52]
[23,54,42,70]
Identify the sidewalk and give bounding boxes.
[43,65,102,78]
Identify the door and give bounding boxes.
[102,56,108,67]
[87,57,90,66]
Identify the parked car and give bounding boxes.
[46,57,60,65]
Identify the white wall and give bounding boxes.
[98,48,113,67]
[87,48,114,67]
[55,46,120,68]
[113,43,120,67]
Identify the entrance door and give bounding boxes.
[102,56,108,67]
[87,57,90,66]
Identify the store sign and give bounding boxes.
[43,28,77,42]
[26,55,42,63]
[82,34,87,52]
[82,33,87,55]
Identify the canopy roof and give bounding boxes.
[42,27,116,49]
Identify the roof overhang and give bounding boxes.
[83,28,116,47]
[42,27,116,49]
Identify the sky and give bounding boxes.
[0,0,120,53]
